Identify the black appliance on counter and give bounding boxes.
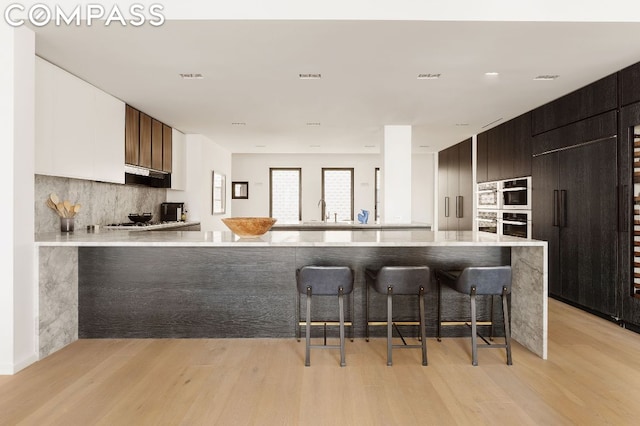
[161,202,184,222]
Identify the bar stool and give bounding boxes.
[365,266,430,366]
[296,266,354,367]
[436,266,512,366]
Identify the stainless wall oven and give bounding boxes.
[502,177,531,210]
[477,181,500,209]
[502,210,531,239]
[476,210,499,234]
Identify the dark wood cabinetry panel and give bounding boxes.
[139,112,152,168]
[124,105,139,165]
[162,124,172,172]
[532,153,560,296]
[476,132,488,183]
[558,139,617,314]
[532,123,618,317]
[531,74,617,135]
[478,112,532,182]
[151,119,163,171]
[532,110,617,156]
[438,139,472,231]
[620,61,640,107]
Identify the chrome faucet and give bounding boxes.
[318,199,326,221]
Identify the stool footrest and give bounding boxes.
[440,321,492,326]
[477,344,508,349]
[367,321,420,326]
[392,344,423,349]
[298,321,353,326]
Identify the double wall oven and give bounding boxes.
[475,177,532,238]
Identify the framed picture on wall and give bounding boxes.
[232,181,249,199]
[212,171,226,214]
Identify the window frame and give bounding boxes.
[269,167,302,221]
[321,167,355,221]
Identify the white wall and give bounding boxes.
[411,153,435,225]
[0,26,36,375]
[167,134,232,231]
[231,154,381,222]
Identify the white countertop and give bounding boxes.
[35,229,546,248]
[272,221,431,229]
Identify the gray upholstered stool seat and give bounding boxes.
[436,266,512,366]
[296,266,354,367]
[365,266,430,366]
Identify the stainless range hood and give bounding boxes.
[124,165,171,188]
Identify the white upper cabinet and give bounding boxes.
[35,57,125,184]
[171,128,186,190]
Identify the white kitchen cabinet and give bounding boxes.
[171,128,186,190]
[35,57,125,184]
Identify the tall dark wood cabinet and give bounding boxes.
[532,112,618,316]
[438,138,472,231]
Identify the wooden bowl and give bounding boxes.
[221,217,277,238]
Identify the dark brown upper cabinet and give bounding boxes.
[125,105,173,173]
[477,112,532,182]
[139,112,152,169]
[162,124,172,172]
[531,74,617,136]
[620,61,640,107]
[151,119,163,171]
[125,105,139,165]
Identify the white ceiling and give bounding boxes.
[32,20,640,154]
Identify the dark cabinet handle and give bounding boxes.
[553,190,559,227]
[560,190,567,227]
[456,196,463,218]
[619,184,629,232]
[444,196,449,218]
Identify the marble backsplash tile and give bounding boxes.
[35,175,167,233]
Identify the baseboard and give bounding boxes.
[0,352,38,375]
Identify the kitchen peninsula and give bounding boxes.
[35,230,547,361]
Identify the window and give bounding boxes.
[321,168,354,221]
[270,168,301,222]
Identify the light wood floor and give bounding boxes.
[2,298,640,425]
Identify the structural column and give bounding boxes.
[382,125,412,223]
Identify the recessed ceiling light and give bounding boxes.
[419,145,430,148]
[306,122,321,126]
[255,145,266,148]
[485,72,499,76]
[455,123,469,127]
[179,73,204,80]
[364,145,376,148]
[417,73,441,80]
[533,75,560,81]
[231,122,246,126]
[309,144,321,148]
[299,73,321,79]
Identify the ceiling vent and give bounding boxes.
[533,75,560,81]
[417,73,441,80]
[179,73,204,80]
[231,122,246,126]
[299,73,321,79]
[306,122,321,126]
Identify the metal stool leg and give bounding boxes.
[305,286,312,367]
[437,277,442,342]
[387,285,393,366]
[350,289,355,342]
[339,286,346,367]
[296,291,300,342]
[470,286,478,366]
[366,279,370,342]
[489,294,495,342]
[502,286,513,365]
[419,286,427,366]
